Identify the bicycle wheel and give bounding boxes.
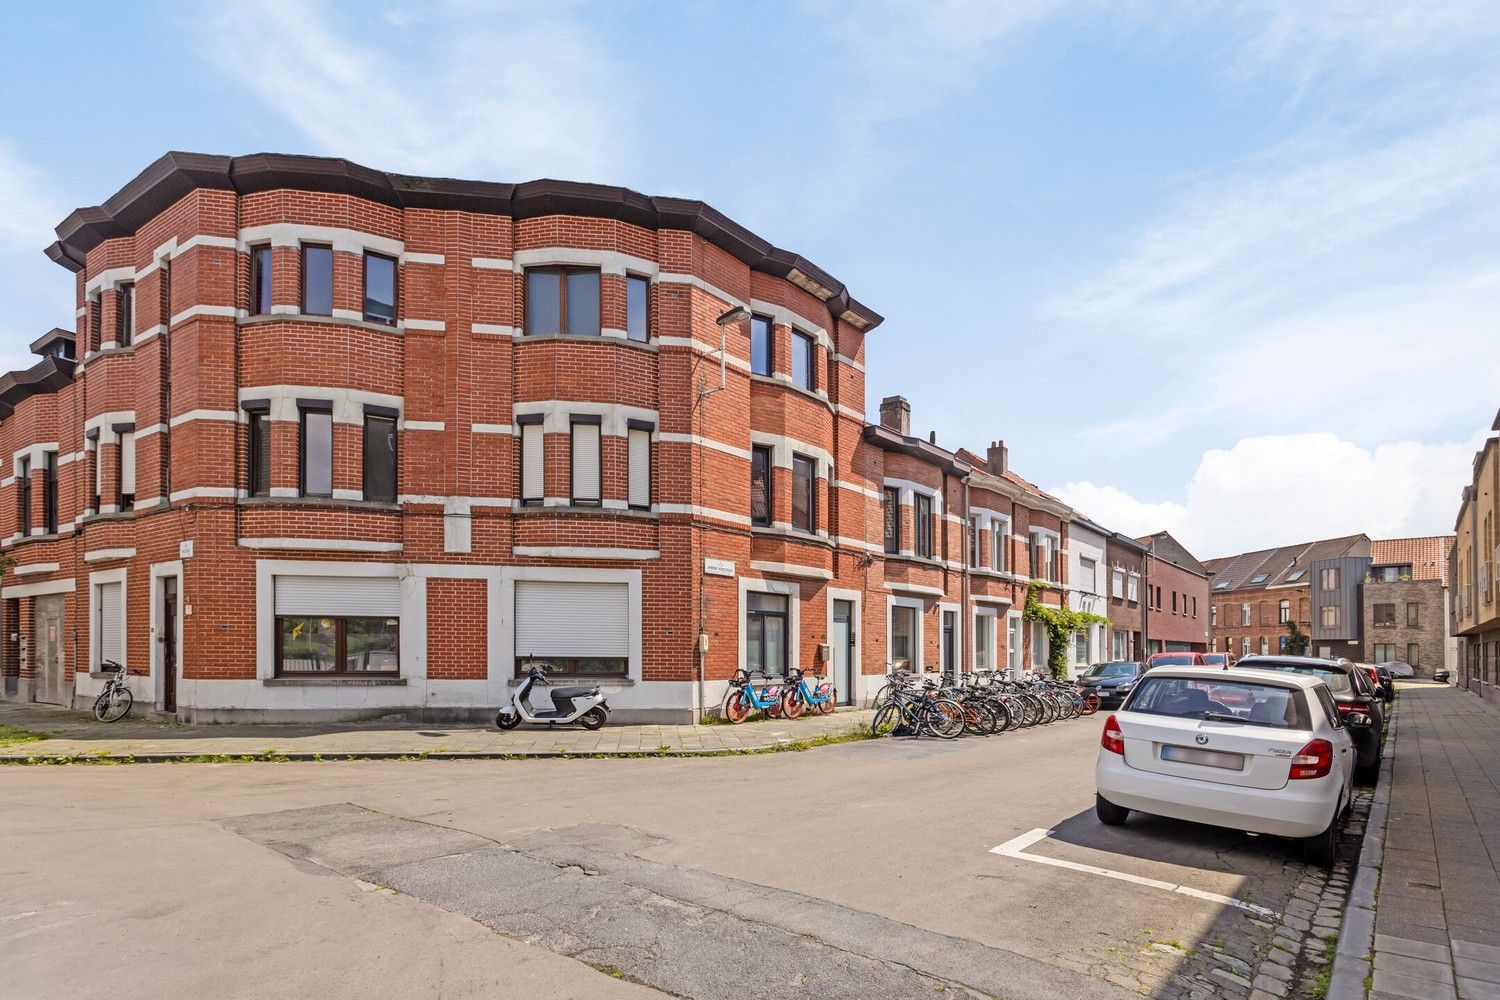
[872,703,904,737]
[723,689,751,725]
[782,686,805,719]
[922,699,966,740]
[818,690,836,714]
[988,697,1013,732]
[1080,691,1101,716]
[872,684,895,711]
[94,687,132,723]
[972,701,1000,735]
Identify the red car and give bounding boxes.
[1146,652,1208,669]
[1202,652,1233,669]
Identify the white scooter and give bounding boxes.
[496,662,610,731]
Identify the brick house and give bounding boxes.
[1453,418,1499,698]
[1204,535,1367,660]
[1104,532,1147,660]
[1137,531,1210,654]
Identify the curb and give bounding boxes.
[1327,701,1398,999]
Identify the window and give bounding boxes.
[914,493,933,558]
[1007,615,1022,675]
[299,404,333,497]
[95,580,124,670]
[1127,574,1139,602]
[1080,557,1097,593]
[1250,573,1267,584]
[891,604,917,670]
[750,314,773,376]
[1172,591,1178,614]
[1029,531,1058,582]
[883,486,900,554]
[1320,605,1340,628]
[1112,630,1128,659]
[750,445,772,527]
[991,521,1007,572]
[1373,643,1396,662]
[362,252,397,325]
[570,417,602,505]
[90,434,102,511]
[116,283,134,347]
[969,516,981,568]
[745,592,790,676]
[1407,643,1420,668]
[1210,604,1217,627]
[1260,637,1269,655]
[1112,569,1125,599]
[1075,631,1088,665]
[1191,597,1197,618]
[1407,602,1420,627]
[1279,599,1291,624]
[790,455,816,533]
[1031,620,1047,669]
[1226,636,1234,655]
[791,330,815,390]
[1241,603,1251,626]
[1373,603,1396,627]
[974,613,993,670]
[247,407,271,497]
[1241,637,1252,656]
[250,245,273,315]
[277,616,399,675]
[362,411,397,503]
[524,267,601,335]
[1320,567,1340,590]
[519,418,544,506]
[301,244,333,316]
[1128,676,1311,730]
[41,451,57,534]
[625,274,650,342]
[627,424,651,509]
[17,457,30,535]
[116,430,136,511]
[1286,569,1306,582]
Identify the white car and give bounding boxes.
[1094,666,1356,866]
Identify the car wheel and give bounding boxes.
[1301,810,1340,868]
[1354,757,1381,785]
[1095,793,1130,826]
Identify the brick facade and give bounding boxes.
[1363,579,1446,676]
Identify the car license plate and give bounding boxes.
[1160,744,1245,770]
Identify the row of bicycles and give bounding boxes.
[721,666,837,723]
[869,669,1100,739]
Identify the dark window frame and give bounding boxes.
[745,592,790,677]
[914,493,933,559]
[749,314,774,376]
[298,401,334,498]
[250,245,273,316]
[243,401,272,498]
[791,329,816,390]
[569,415,603,506]
[300,243,334,316]
[750,445,773,528]
[362,250,398,326]
[86,428,101,512]
[523,266,602,336]
[1373,603,1396,627]
[113,422,136,512]
[517,414,544,507]
[626,418,653,511]
[41,450,57,535]
[1407,602,1420,628]
[790,453,816,533]
[625,273,650,342]
[883,486,900,554]
[17,456,31,536]
[362,406,399,503]
[274,615,401,677]
[116,282,134,347]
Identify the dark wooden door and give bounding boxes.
[162,578,178,713]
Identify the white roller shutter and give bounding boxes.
[628,428,650,508]
[96,581,123,666]
[274,576,401,617]
[521,423,543,502]
[571,422,600,502]
[514,581,628,658]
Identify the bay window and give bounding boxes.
[524,267,601,336]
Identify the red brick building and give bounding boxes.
[0,151,1078,722]
[1137,531,1210,654]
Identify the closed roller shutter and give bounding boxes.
[274,576,401,617]
[521,423,544,502]
[514,581,628,658]
[571,422,600,502]
[627,428,650,508]
[97,581,123,666]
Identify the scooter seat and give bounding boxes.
[551,685,598,699]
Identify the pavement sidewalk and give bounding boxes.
[1345,684,1500,1000]
[0,700,873,762]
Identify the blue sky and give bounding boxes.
[2,1,1496,557]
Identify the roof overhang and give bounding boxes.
[0,356,76,420]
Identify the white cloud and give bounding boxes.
[0,142,63,254]
[1054,431,1481,558]
[199,0,630,180]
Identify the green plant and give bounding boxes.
[1022,582,1110,678]
[1283,620,1310,656]
[0,724,48,748]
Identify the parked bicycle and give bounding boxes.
[92,659,132,722]
[781,667,836,719]
[869,668,1097,740]
[721,669,789,724]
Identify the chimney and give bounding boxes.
[879,395,910,436]
[987,440,1008,475]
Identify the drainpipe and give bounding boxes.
[1142,550,1152,657]
[961,474,971,679]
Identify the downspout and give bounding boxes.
[961,474,971,679]
[1142,549,1152,657]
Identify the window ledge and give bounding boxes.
[748,373,833,412]
[240,312,404,337]
[511,504,657,520]
[81,511,135,526]
[882,553,944,569]
[81,344,137,368]
[751,526,833,549]
[264,676,406,686]
[8,532,63,548]
[239,497,401,513]
[516,333,657,352]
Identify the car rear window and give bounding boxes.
[1088,662,1138,678]
[1151,654,1196,666]
[1125,676,1313,729]
[1242,663,1352,694]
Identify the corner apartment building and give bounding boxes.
[1361,536,1453,676]
[1138,531,1209,654]
[1453,415,1500,698]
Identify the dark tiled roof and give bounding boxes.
[1206,534,1369,592]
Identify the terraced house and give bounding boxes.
[1453,414,1500,698]
[0,151,1129,723]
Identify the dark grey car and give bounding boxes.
[1077,661,1142,708]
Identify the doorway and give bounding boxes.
[34,596,65,706]
[831,599,854,706]
[161,577,178,713]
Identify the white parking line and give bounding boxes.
[989,828,1279,919]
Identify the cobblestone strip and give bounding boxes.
[1328,706,1398,999]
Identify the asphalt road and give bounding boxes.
[0,716,1322,999]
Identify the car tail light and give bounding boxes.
[1289,738,1333,780]
[1101,714,1125,755]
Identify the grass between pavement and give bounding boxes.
[0,724,48,748]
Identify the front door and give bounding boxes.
[831,600,853,706]
[942,610,957,679]
[162,577,178,713]
[34,596,65,706]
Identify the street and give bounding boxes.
[1,715,1352,999]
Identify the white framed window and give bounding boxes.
[117,430,136,511]
[1074,630,1088,665]
[1079,557,1097,594]
[570,417,602,505]
[1241,603,1251,626]
[974,610,996,671]
[1111,629,1128,660]
[1111,569,1125,599]
[1006,612,1023,678]
[1029,529,1059,583]
[627,424,652,510]
[94,579,125,669]
[1127,573,1139,602]
[889,598,923,672]
[1259,637,1269,655]
[519,419,544,505]
[991,518,1009,572]
[1030,620,1048,670]
[1242,637,1252,656]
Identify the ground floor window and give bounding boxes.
[514,580,630,677]
[974,613,994,671]
[94,579,124,670]
[1241,637,1251,657]
[277,616,399,674]
[890,604,917,671]
[1407,643,1420,668]
[1111,630,1127,660]
[1074,630,1088,665]
[1007,615,1022,677]
[746,592,789,676]
[1372,643,1396,662]
[1031,621,1047,671]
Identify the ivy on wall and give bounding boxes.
[1022,581,1111,679]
